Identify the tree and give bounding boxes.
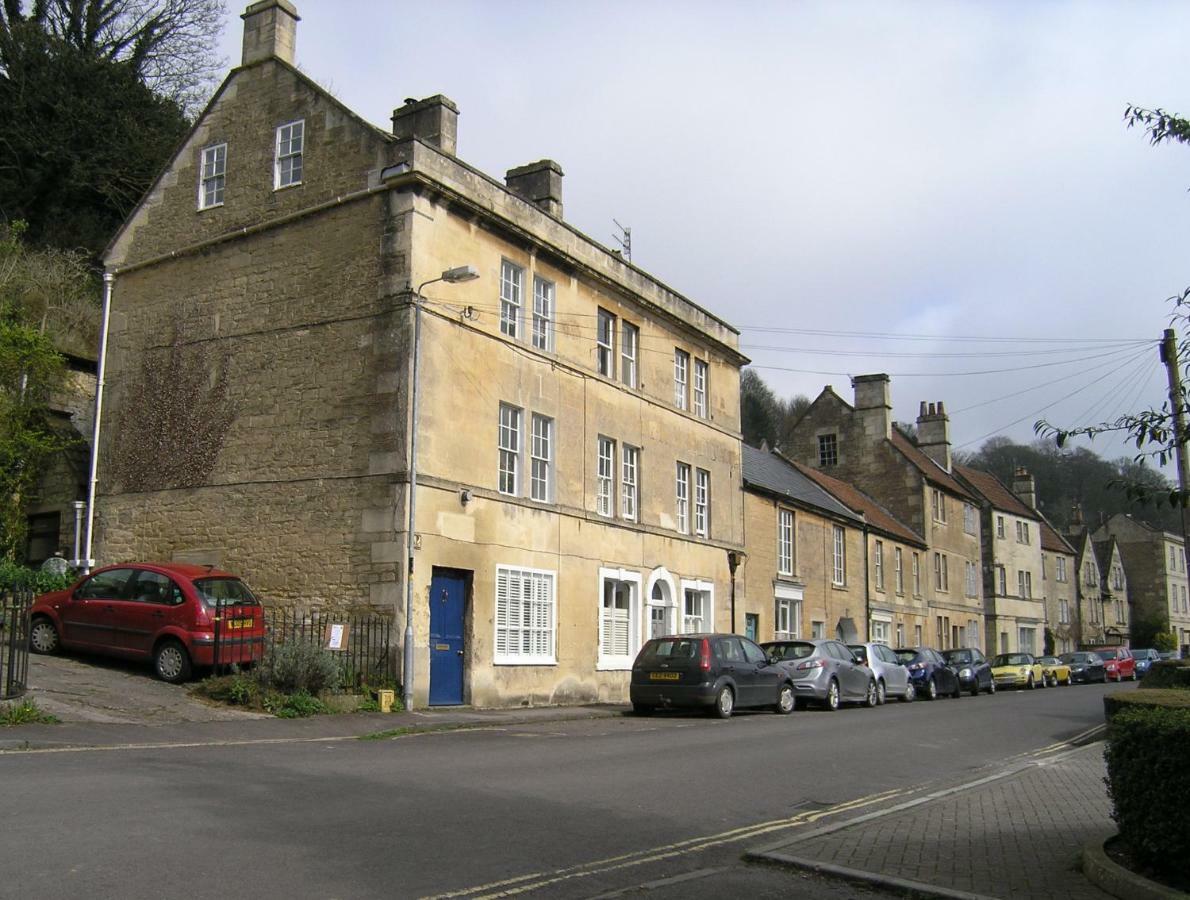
[0,0,227,115]
[740,368,811,450]
[0,22,190,256]
[1035,104,1190,511]
[0,222,93,560]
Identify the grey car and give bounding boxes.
[762,638,877,711]
[849,642,915,704]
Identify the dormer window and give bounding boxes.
[198,143,226,209]
[274,119,304,189]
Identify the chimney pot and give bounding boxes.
[505,160,564,218]
[851,374,892,442]
[392,95,459,156]
[241,0,299,66]
[915,396,952,472]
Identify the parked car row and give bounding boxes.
[629,633,1132,718]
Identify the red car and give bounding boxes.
[29,562,265,683]
[1095,646,1137,682]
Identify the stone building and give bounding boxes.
[1093,513,1188,650]
[791,458,930,647]
[1038,519,1079,655]
[786,375,985,650]
[96,1,746,707]
[954,465,1045,655]
[740,445,867,644]
[1065,521,1107,648]
[1093,537,1131,646]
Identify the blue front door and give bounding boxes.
[429,570,467,706]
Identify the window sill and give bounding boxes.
[274,180,303,192]
[494,658,557,667]
[596,660,632,671]
[197,202,224,212]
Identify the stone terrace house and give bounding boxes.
[1065,522,1107,648]
[1037,516,1079,655]
[786,374,985,651]
[954,465,1045,656]
[1092,537,1130,646]
[1094,513,1190,652]
[740,445,866,645]
[791,458,930,647]
[96,1,747,708]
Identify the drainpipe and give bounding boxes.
[727,550,739,633]
[862,522,871,641]
[82,272,114,574]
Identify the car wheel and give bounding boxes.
[775,683,795,715]
[901,681,916,702]
[1064,674,1072,686]
[864,679,878,708]
[712,685,734,719]
[876,679,887,705]
[988,679,996,695]
[154,639,192,684]
[925,677,938,701]
[952,679,962,699]
[824,678,841,711]
[29,617,59,654]
[970,679,980,697]
[632,703,654,716]
[1130,670,1137,682]
[1026,674,1035,691]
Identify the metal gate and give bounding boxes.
[0,591,31,701]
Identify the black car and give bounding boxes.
[630,633,795,718]
[1060,651,1107,684]
[942,647,996,696]
[894,646,962,700]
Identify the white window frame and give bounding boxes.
[774,583,802,640]
[963,503,976,535]
[693,358,708,418]
[832,525,846,586]
[274,119,304,189]
[996,516,1005,538]
[874,540,885,591]
[498,403,521,496]
[621,444,639,522]
[597,436,615,517]
[965,561,978,597]
[198,143,226,210]
[894,547,904,595]
[931,489,947,524]
[912,552,921,595]
[620,321,638,387]
[680,578,714,635]
[531,275,553,351]
[777,508,794,576]
[500,260,523,339]
[530,413,553,502]
[596,308,615,377]
[674,349,690,410]
[1056,557,1067,582]
[694,468,710,536]
[598,567,642,670]
[871,616,891,645]
[675,462,690,534]
[494,565,556,665]
[935,552,948,592]
[1059,598,1070,624]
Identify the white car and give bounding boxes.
[849,642,915,704]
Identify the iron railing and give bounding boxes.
[0,590,31,701]
[215,606,397,690]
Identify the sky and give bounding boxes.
[216,1,1190,468]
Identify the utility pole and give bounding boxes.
[1160,328,1190,581]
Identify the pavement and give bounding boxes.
[3,654,1132,900]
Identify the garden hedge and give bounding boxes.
[1104,688,1190,720]
[1139,659,1190,689]
[1104,703,1190,888]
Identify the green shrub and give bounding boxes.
[0,698,58,726]
[193,674,259,706]
[1105,704,1190,888]
[1140,659,1190,689]
[264,690,325,718]
[261,640,342,695]
[1104,688,1190,720]
[0,560,75,595]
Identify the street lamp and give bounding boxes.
[404,265,479,711]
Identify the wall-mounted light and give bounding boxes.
[460,489,473,505]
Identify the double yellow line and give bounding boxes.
[423,787,908,899]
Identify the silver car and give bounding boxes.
[762,638,877,711]
[849,642,915,704]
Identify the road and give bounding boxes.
[0,680,1124,899]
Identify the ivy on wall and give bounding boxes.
[108,334,235,493]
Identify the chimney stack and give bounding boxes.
[505,160,564,218]
[392,95,459,156]
[852,374,892,442]
[1012,466,1037,510]
[915,400,952,472]
[241,0,299,66]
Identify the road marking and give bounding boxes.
[421,788,908,900]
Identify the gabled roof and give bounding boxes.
[1093,538,1119,572]
[888,428,975,500]
[742,445,861,524]
[954,465,1039,521]
[789,458,927,548]
[1039,518,1076,555]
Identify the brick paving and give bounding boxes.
[758,743,1117,900]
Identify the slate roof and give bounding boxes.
[742,445,861,524]
[1039,518,1076,555]
[888,428,975,500]
[954,465,1039,520]
[789,458,927,548]
[1093,538,1118,573]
